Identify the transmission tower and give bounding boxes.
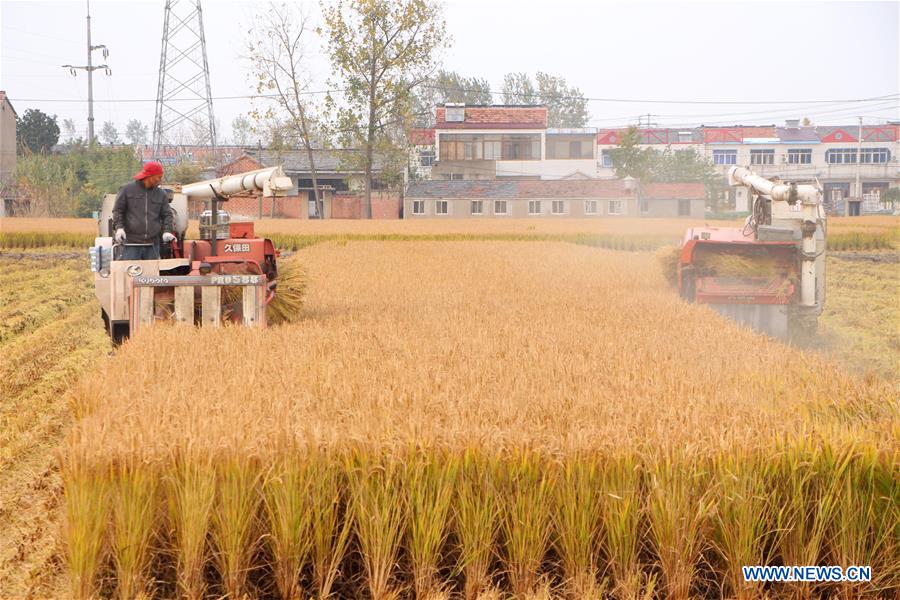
[152,0,217,159]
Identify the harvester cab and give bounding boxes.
[676,166,826,339]
[89,166,294,344]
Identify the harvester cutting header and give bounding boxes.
[90,166,294,343]
[676,166,826,339]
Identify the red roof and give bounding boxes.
[409,128,435,145]
[436,106,547,129]
[643,182,705,199]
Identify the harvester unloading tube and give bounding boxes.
[728,165,821,311]
[181,166,294,199]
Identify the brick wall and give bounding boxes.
[331,191,401,219]
[189,194,307,219]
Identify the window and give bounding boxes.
[750,149,775,165]
[713,150,737,165]
[435,200,449,215]
[859,147,891,164]
[502,134,541,160]
[678,199,691,216]
[412,200,425,215]
[546,136,593,159]
[584,200,598,214]
[445,106,464,122]
[826,148,857,164]
[419,149,435,167]
[439,134,482,161]
[608,199,624,215]
[552,200,566,214]
[677,131,693,143]
[787,148,812,164]
[601,149,614,168]
[448,173,464,181]
[483,137,501,160]
[471,200,483,215]
[494,199,508,215]
[528,200,541,215]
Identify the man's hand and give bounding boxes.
[162,232,176,243]
[114,228,127,243]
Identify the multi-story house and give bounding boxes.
[428,104,598,181]
[596,120,899,215]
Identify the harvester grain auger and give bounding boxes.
[676,166,826,339]
[88,167,293,343]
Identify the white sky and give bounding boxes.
[1,0,898,143]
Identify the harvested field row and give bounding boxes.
[65,242,898,599]
[0,256,110,599]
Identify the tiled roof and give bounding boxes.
[406,178,632,200]
[642,183,705,199]
[258,149,385,174]
[409,128,435,145]
[436,106,548,129]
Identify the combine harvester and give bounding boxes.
[89,167,293,343]
[676,166,826,339]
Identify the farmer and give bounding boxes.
[112,161,176,260]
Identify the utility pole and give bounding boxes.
[62,0,110,144]
[852,116,863,216]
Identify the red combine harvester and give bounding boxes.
[89,167,293,343]
[677,166,826,339]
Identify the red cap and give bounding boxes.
[134,161,164,180]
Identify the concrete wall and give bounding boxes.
[404,197,638,218]
[0,94,16,190]
[642,198,705,219]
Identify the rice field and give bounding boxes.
[61,242,897,599]
[1,217,898,599]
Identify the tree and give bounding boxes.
[100,121,120,145]
[801,117,812,126]
[321,0,448,217]
[247,2,324,217]
[231,114,253,147]
[62,118,77,144]
[413,69,492,126]
[501,72,538,104]
[535,72,589,127]
[881,187,900,210]
[609,125,723,207]
[609,126,654,180]
[501,72,589,127]
[125,119,149,145]
[16,108,60,153]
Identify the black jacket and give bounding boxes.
[112,180,174,244]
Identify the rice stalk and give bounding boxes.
[110,459,159,600]
[645,450,714,600]
[63,458,108,600]
[454,449,500,600]
[211,453,261,599]
[309,455,353,599]
[165,451,216,600]
[347,450,408,600]
[498,450,556,597]
[262,452,316,600]
[406,448,459,599]
[712,451,773,600]
[554,453,604,598]
[598,453,644,600]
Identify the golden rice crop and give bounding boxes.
[63,241,898,598]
